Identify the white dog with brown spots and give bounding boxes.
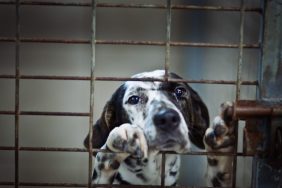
[84,70,234,187]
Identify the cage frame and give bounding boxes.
[0,0,264,187]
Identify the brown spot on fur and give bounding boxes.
[110,160,120,170]
[207,158,218,166]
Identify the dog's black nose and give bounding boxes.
[153,109,180,130]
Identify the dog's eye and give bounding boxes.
[128,96,140,105]
[174,87,187,98]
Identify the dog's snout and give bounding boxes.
[153,109,180,130]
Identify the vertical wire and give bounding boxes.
[88,0,96,187]
[164,0,171,81]
[160,152,166,187]
[233,0,245,187]
[161,0,171,186]
[236,0,245,101]
[15,0,20,187]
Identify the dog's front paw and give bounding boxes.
[204,102,235,151]
[204,102,235,187]
[106,123,148,160]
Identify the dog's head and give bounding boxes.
[84,70,209,152]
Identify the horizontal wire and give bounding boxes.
[0,146,87,152]
[0,146,254,157]
[0,37,261,48]
[0,181,227,188]
[0,75,259,85]
[0,1,262,13]
[0,75,91,80]
[0,111,90,116]
[0,181,87,187]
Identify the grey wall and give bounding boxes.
[0,0,262,187]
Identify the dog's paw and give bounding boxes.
[106,123,148,160]
[204,102,235,151]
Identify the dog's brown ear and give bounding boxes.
[84,85,128,149]
[186,86,210,149]
[83,102,114,149]
[168,72,209,149]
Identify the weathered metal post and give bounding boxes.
[253,0,282,187]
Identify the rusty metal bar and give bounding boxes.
[161,152,166,187]
[1,100,276,118]
[0,181,231,188]
[0,111,90,116]
[161,1,170,185]
[88,0,96,188]
[0,146,89,152]
[0,1,262,13]
[236,1,246,101]
[0,146,255,157]
[0,146,87,152]
[170,41,259,48]
[21,111,90,116]
[231,100,282,120]
[0,110,15,115]
[171,4,261,12]
[14,1,20,187]
[0,74,259,85]
[164,0,171,81]
[0,75,91,80]
[232,0,246,187]
[0,182,87,187]
[20,75,91,80]
[0,37,89,44]
[20,147,87,152]
[0,37,260,48]
[161,0,170,184]
[0,74,15,79]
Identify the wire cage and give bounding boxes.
[0,0,265,187]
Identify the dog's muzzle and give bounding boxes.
[148,107,189,152]
[153,108,180,131]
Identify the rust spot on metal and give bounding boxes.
[231,100,282,120]
[243,119,263,155]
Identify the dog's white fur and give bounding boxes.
[124,70,190,153]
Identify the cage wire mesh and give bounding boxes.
[0,0,263,187]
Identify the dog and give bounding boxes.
[84,70,234,186]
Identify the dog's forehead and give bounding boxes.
[124,81,160,94]
[131,70,165,79]
[124,70,165,92]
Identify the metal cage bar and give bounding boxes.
[0,181,235,188]
[164,0,171,80]
[14,0,20,187]
[0,146,255,157]
[232,0,246,187]
[0,1,263,13]
[0,111,90,116]
[161,0,172,186]
[0,75,259,85]
[88,0,96,187]
[0,37,261,49]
